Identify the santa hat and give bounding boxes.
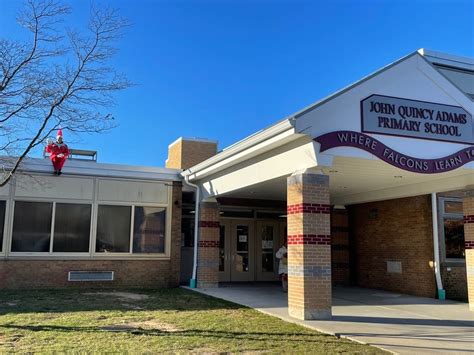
[56,129,63,139]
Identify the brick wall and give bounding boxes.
[463,192,474,310]
[441,265,467,301]
[196,201,220,288]
[331,208,350,286]
[166,138,217,170]
[0,183,183,290]
[348,195,437,298]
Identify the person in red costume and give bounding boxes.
[45,129,70,175]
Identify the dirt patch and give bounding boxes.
[83,292,149,301]
[121,303,144,310]
[101,319,180,333]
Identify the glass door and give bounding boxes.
[230,221,254,282]
[256,221,279,281]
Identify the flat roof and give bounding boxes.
[16,157,181,182]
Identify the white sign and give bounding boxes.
[361,94,473,144]
[239,235,247,243]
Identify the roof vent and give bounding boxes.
[68,271,114,281]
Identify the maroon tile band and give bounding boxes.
[288,234,331,245]
[464,215,474,224]
[465,241,474,249]
[199,221,220,228]
[287,203,331,215]
[198,240,220,248]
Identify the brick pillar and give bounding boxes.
[169,181,182,287]
[287,171,332,320]
[463,190,474,310]
[197,201,220,288]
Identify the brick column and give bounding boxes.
[287,171,332,320]
[463,190,474,311]
[169,181,182,287]
[197,201,220,288]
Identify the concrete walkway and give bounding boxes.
[185,283,474,354]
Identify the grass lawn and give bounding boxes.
[0,288,384,353]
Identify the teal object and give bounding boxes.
[438,289,446,300]
[190,278,197,288]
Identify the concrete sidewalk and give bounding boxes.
[185,284,474,354]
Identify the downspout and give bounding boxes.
[431,192,445,300]
[184,175,200,288]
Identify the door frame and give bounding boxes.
[230,220,255,282]
[218,220,231,282]
[255,220,280,281]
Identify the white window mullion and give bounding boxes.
[129,205,135,254]
[50,201,56,254]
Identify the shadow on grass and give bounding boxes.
[0,324,339,344]
[0,288,243,315]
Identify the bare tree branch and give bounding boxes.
[0,0,131,186]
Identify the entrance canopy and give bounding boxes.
[182,49,474,205]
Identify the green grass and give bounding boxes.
[0,288,384,353]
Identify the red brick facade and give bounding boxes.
[348,195,437,298]
[0,182,182,290]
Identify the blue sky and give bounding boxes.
[1,0,473,166]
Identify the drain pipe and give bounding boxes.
[431,192,445,300]
[184,175,200,288]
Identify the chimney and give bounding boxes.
[166,137,218,170]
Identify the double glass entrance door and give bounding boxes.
[219,219,283,282]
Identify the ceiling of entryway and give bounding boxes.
[219,156,473,206]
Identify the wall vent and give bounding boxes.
[68,271,114,282]
[386,261,402,274]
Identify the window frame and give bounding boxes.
[4,176,173,260]
[9,199,93,257]
[438,197,465,264]
[92,201,171,258]
[0,199,9,257]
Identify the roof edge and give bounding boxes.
[181,118,296,178]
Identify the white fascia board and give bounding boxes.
[182,119,297,181]
[18,157,181,181]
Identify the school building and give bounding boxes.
[0,49,473,320]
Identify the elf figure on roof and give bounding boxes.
[45,129,70,175]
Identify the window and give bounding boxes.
[444,218,465,259]
[53,203,91,253]
[96,205,167,254]
[440,198,465,260]
[133,207,166,253]
[12,201,53,252]
[0,201,5,252]
[96,205,131,253]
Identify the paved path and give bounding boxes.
[185,284,474,354]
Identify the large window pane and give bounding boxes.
[133,207,166,253]
[0,201,5,252]
[96,205,131,253]
[53,203,91,253]
[12,201,52,252]
[444,218,465,259]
